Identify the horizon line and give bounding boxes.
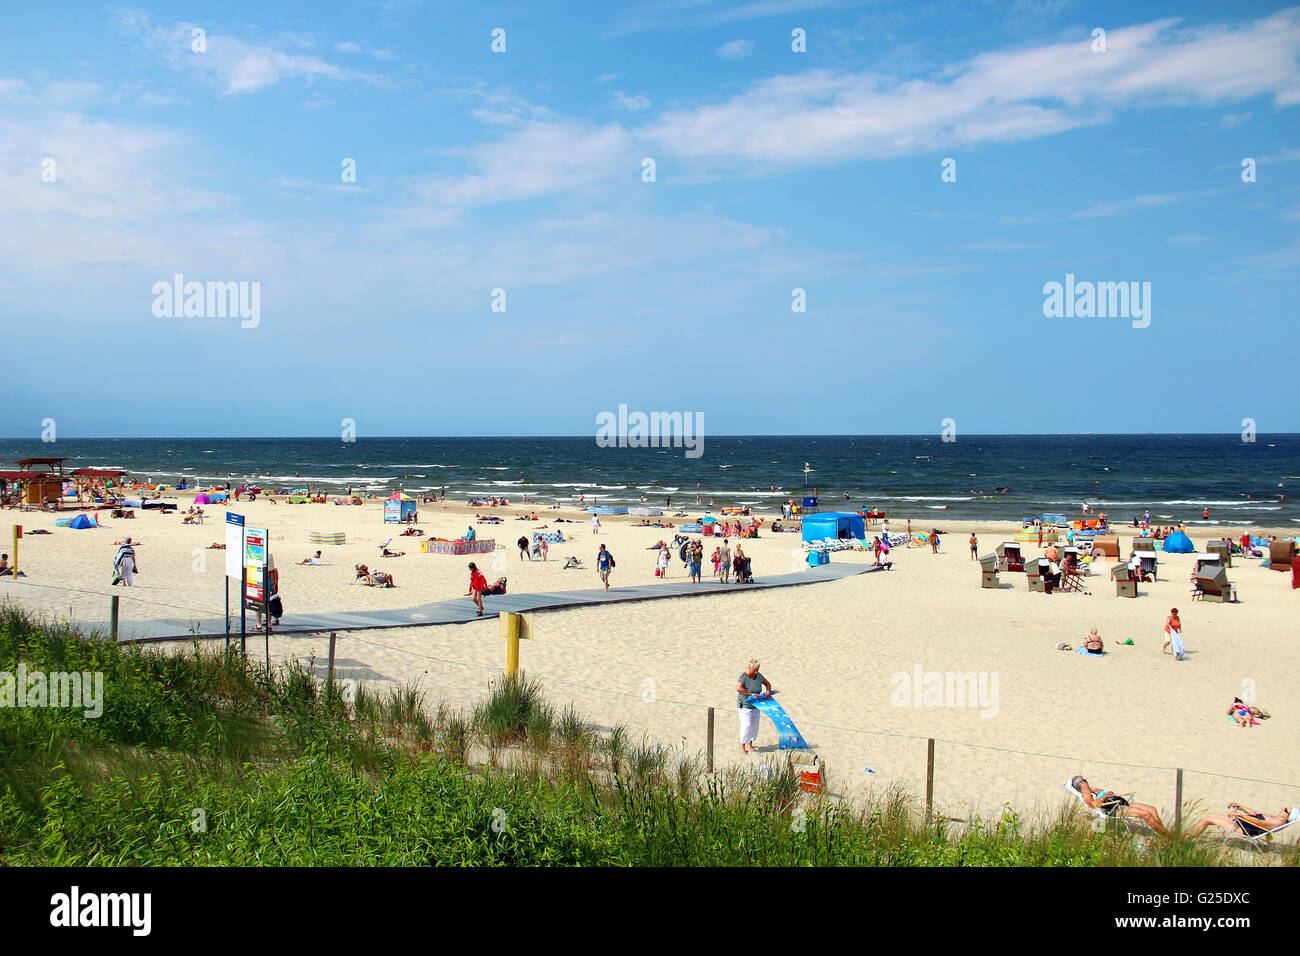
[1,432,1297,442]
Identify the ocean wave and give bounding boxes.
[885,495,975,502]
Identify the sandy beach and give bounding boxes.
[2,495,1296,830]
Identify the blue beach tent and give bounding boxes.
[1162,530,1195,553]
[802,512,865,544]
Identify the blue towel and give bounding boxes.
[1076,646,1104,657]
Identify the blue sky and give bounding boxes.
[1,0,1297,437]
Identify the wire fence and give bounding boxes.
[5,581,1298,843]
[257,629,1300,842]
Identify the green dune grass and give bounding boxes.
[0,605,1281,867]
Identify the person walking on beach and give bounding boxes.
[591,513,600,535]
[736,659,775,755]
[969,533,978,561]
[719,539,731,583]
[1162,607,1184,659]
[930,530,940,554]
[597,544,615,591]
[112,538,137,586]
[540,538,548,562]
[518,535,530,561]
[871,536,882,565]
[906,518,912,547]
[656,544,670,579]
[689,541,703,583]
[465,562,487,616]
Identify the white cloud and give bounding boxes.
[612,90,652,111]
[416,120,637,209]
[1069,191,1208,219]
[646,10,1300,174]
[716,39,754,60]
[120,15,383,95]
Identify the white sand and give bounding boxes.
[3,498,1297,829]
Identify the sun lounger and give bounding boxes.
[1064,780,1146,832]
[1220,810,1300,850]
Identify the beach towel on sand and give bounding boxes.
[1076,646,1104,657]
[1168,629,1185,661]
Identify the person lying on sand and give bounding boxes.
[1185,804,1299,839]
[355,564,393,586]
[206,543,225,550]
[381,545,405,557]
[298,551,322,565]
[1071,776,1169,835]
[354,566,394,587]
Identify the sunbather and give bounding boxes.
[1082,628,1104,654]
[1071,775,1169,835]
[298,551,322,565]
[1185,804,1300,839]
[355,564,394,586]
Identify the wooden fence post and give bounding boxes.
[706,707,715,773]
[1175,767,1184,830]
[925,738,936,818]
[110,595,119,642]
[327,632,337,692]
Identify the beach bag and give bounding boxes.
[655,567,661,576]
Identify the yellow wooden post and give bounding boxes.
[503,613,520,676]
[500,612,533,676]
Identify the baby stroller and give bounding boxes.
[734,556,754,584]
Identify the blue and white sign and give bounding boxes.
[225,512,245,578]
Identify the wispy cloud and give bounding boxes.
[612,90,652,111]
[118,12,386,95]
[717,39,755,60]
[1069,190,1216,219]
[644,11,1300,174]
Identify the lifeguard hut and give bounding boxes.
[15,458,67,507]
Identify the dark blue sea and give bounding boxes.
[0,435,1296,526]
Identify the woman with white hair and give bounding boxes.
[736,659,774,755]
[112,538,137,587]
